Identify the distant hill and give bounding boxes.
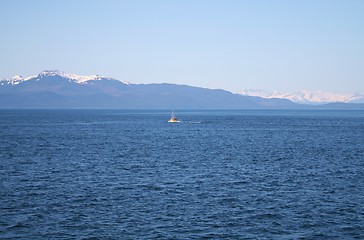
[1,70,363,109]
[240,88,364,104]
[314,102,364,109]
[0,70,298,109]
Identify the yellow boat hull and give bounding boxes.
[168,118,180,123]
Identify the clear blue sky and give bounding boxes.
[1,0,363,93]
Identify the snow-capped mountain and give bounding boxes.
[0,70,131,85]
[0,70,301,108]
[1,70,363,108]
[240,89,364,104]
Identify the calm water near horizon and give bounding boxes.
[1,109,363,239]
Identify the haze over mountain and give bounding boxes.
[0,70,299,109]
[1,70,363,109]
[240,89,364,104]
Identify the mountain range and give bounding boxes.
[240,88,364,104]
[1,70,363,109]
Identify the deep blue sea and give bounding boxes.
[1,109,363,239]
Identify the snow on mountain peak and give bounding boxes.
[1,70,136,87]
[0,75,26,85]
[12,75,24,81]
[240,88,364,104]
[39,70,64,76]
[37,70,109,83]
[1,70,127,86]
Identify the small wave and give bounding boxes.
[182,121,202,124]
[7,222,31,230]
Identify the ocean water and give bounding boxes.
[0,109,363,239]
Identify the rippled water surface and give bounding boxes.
[1,109,364,239]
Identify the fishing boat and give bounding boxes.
[168,110,180,123]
